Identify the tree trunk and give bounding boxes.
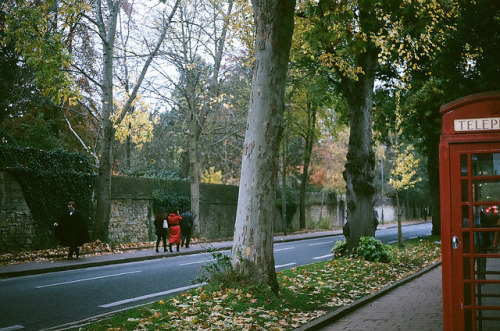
[189,119,202,235]
[427,134,441,236]
[231,0,295,294]
[126,123,131,168]
[299,102,317,229]
[342,47,378,253]
[93,124,114,241]
[183,1,234,236]
[91,0,180,241]
[396,190,403,247]
[92,1,119,241]
[281,133,288,236]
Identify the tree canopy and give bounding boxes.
[2,0,499,255]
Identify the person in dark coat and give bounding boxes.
[180,210,194,248]
[54,201,89,259]
[154,208,168,252]
[167,211,182,252]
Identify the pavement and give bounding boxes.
[0,229,342,279]
[297,263,442,331]
[0,221,443,330]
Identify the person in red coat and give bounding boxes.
[167,211,183,252]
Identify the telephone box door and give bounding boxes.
[449,143,500,330]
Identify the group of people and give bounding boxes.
[154,208,193,253]
[54,201,194,260]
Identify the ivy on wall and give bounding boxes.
[152,190,191,216]
[275,197,298,224]
[0,146,96,245]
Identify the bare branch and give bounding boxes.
[64,115,99,166]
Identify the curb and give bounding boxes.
[293,260,442,331]
[0,221,429,279]
[0,246,229,279]
[0,232,344,279]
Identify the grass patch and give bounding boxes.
[77,237,441,330]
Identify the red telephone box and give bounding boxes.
[440,91,500,330]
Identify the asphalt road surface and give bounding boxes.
[0,222,432,331]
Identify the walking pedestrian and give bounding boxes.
[54,201,90,259]
[168,211,182,252]
[154,207,168,252]
[180,210,193,248]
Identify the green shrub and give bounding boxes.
[194,248,246,289]
[332,239,348,257]
[312,216,331,230]
[355,236,393,263]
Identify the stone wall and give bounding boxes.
[0,172,54,252]
[0,173,341,252]
[286,191,343,231]
[109,198,154,243]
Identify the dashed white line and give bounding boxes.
[35,271,142,289]
[275,262,296,269]
[274,247,294,252]
[309,241,334,246]
[99,283,206,308]
[179,260,213,266]
[313,254,333,260]
[0,326,25,331]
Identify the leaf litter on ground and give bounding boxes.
[77,237,441,331]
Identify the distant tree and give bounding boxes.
[285,71,333,228]
[399,80,444,235]
[152,0,236,235]
[3,0,181,241]
[390,144,421,246]
[397,0,500,236]
[301,0,455,251]
[89,0,180,241]
[310,126,349,195]
[1,0,82,148]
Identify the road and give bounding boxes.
[0,222,432,331]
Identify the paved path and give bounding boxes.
[315,265,443,331]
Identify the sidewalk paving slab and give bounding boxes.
[295,263,442,331]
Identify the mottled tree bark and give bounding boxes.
[231,0,295,294]
[342,45,378,252]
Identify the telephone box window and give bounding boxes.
[472,153,500,176]
[461,154,469,176]
[471,180,500,201]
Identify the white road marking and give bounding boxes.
[309,241,334,246]
[274,247,294,252]
[99,283,206,308]
[275,262,296,269]
[35,271,142,289]
[179,260,213,266]
[0,326,24,331]
[313,254,333,260]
